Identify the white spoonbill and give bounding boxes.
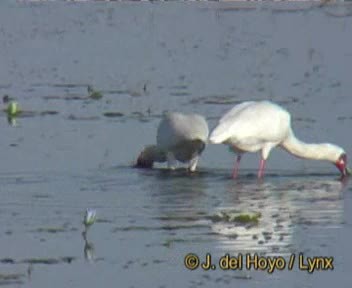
[136,112,209,171]
[209,100,348,178]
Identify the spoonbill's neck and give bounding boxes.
[281,129,342,162]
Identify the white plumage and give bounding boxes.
[209,100,348,178]
[136,112,209,171]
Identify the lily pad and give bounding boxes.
[233,213,261,224]
[210,211,261,225]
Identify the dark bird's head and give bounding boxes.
[196,139,206,155]
[134,146,166,169]
[135,150,154,168]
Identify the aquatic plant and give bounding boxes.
[6,101,20,117]
[87,85,103,100]
[233,213,261,225]
[211,211,261,225]
[83,208,97,227]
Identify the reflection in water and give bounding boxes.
[212,182,294,255]
[83,234,95,263]
[140,169,211,246]
[212,179,344,255]
[7,115,18,126]
[146,169,344,256]
[145,169,210,217]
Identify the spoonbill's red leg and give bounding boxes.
[257,158,266,179]
[232,155,242,178]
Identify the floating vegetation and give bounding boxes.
[104,89,129,95]
[34,227,67,233]
[2,106,59,121]
[87,85,103,100]
[103,112,124,118]
[40,111,59,116]
[67,114,100,121]
[112,223,207,233]
[233,213,261,225]
[0,258,15,264]
[51,83,86,89]
[189,95,241,105]
[112,226,157,232]
[42,95,87,101]
[204,95,240,105]
[21,257,75,265]
[0,257,75,265]
[210,211,261,225]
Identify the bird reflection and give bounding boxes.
[149,168,209,218]
[211,177,345,255]
[145,167,346,256]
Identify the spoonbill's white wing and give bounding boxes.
[210,101,290,147]
[218,101,255,124]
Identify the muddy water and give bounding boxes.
[0,1,352,287]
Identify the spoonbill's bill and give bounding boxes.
[136,112,209,171]
[209,101,348,178]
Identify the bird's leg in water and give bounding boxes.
[166,152,177,170]
[258,158,266,178]
[188,156,199,172]
[232,155,242,178]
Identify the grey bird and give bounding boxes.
[136,112,209,171]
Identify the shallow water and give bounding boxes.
[0,1,352,287]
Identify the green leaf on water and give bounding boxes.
[210,211,261,225]
[6,102,20,116]
[87,85,103,100]
[233,213,261,224]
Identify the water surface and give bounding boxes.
[0,1,352,287]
